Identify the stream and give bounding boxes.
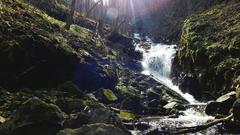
[132,34,217,135]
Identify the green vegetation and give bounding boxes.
[178,2,240,97]
[103,89,118,101]
[117,110,135,121]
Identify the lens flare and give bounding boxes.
[106,8,118,19]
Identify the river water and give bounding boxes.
[132,34,216,135]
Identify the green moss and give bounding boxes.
[42,14,65,27]
[70,24,93,41]
[117,110,135,121]
[178,2,240,96]
[116,85,128,94]
[116,85,135,96]
[103,89,118,101]
[0,1,3,12]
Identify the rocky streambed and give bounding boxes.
[0,0,240,135]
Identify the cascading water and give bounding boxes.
[134,34,196,103]
[135,42,197,103]
[133,34,215,134]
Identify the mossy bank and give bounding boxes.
[174,2,240,100]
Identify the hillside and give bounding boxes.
[0,0,188,135]
[173,2,240,100]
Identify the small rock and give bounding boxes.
[163,102,178,109]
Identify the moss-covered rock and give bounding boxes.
[0,97,65,135]
[117,110,136,121]
[103,89,118,101]
[0,0,117,91]
[176,2,240,99]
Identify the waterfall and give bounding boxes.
[133,35,215,133]
[134,35,197,103]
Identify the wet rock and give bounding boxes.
[64,107,124,130]
[232,99,240,123]
[205,101,221,116]
[57,123,128,135]
[0,97,65,135]
[205,91,236,116]
[124,122,151,131]
[178,73,202,100]
[135,122,151,131]
[163,102,178,109]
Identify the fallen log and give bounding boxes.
[173,114,233,134]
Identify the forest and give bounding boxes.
[0,0,239,135]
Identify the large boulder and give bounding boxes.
[57,123,128,135]
[205,91,236,116]
[0,97,65,135]
[64,107,125,130]
[232,99,240,123]
[73,62,118,92]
